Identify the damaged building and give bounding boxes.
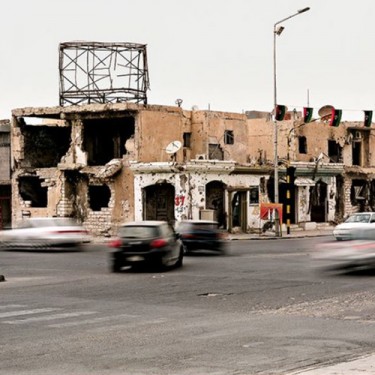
[0,120,11,229]
[7,41,375,236]
[9,103,375,236]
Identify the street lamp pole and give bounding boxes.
[273,7,310,235]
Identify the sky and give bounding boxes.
[1,0,375,121]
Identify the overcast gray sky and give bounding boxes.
[1,0,374,121]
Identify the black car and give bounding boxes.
[176,220,227,254]
[109,221,184,272]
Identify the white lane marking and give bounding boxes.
[0,308,60,319]
[2,311,97,324]
[49,313,138,328]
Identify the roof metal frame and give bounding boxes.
[59,41,150,106]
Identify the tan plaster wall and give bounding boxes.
[246,118,294,163]
[137,109,188,163]
[189,110,250,162]
[112,167,134,226]
[295,121,347,162]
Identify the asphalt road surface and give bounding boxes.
[2,236,375,375]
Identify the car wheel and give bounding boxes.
[175,247,184,268]
[111,261,122,273]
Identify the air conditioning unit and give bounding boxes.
[195,153,207,160]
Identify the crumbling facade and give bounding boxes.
[9,103,375,236]
[0,120,11,228]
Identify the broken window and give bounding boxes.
[350,180,367,207]
[298,136,307,154]
[18,176,47,207]
[22,123,71,168]
[208,144,224,160]
[183,132,191,148]
[83,116,135,166]
[328,140,342,163]
[88,185,111,211]
[224,130,234,145]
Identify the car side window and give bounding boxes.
[362,215,370,223]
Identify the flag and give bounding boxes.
[303,107,313,123]
[275,105,287,121]
[364,110,373,127]
[329,108,342,127]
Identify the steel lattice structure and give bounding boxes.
[59,41,150,106]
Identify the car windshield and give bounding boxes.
[345,214,371,223]
[118,226,158,238]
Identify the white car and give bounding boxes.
[0,217,91,251]
[333,212,375,241]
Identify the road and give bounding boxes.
[1,236,375,375]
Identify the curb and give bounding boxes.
[228,231,334,241]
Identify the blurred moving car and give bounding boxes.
[0,217,91,251]
[333,212,375,240]
[108,221,184,272]
[313,228,375,270]
[176,220,227,254]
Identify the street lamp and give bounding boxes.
[273,7,310,235]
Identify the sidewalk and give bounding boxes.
[291,353,375,374]
[227,226,335,241]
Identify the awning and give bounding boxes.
[294,177,316,186]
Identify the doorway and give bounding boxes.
[310,180,327,222]
[206,181,226,228]
[143,183,175,223]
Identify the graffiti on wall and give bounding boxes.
[175,194,186,216]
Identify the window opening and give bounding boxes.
[328,140,342,163]
[208,144,224,160]
[88,185,111,211]
[350,180,367,208]
[298,136,307,154]
[183,132,191,148]
[83,116,135,166]
[249,187,259,204]
[352,141,362,166]
[19,176,48,207]
[22,123,71,168]
[224,130,234,145]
